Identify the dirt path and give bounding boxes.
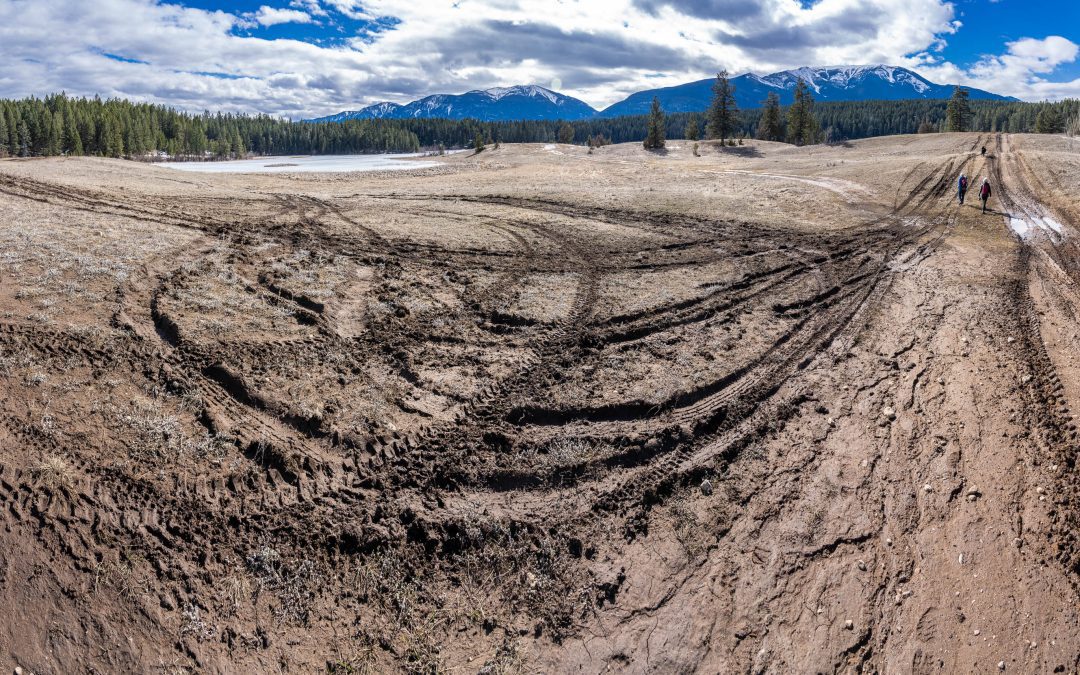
[0,137,1078,673]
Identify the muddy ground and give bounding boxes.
[1,134,1080,673]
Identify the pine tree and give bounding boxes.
[1035,106,1064,133]
[558,121,574,144]
[5,107,17,156]
[17,120,31,157]
[643,97,665,150]
[786,79,821,146]
[0,111,7,157]
[473,132,485,154]
[706,70,738,142]
[684,115,699,141]
[757,92,782,141]
[945,86,972,132]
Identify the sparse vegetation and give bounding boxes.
[32,455,74,490]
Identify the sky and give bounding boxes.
[1,0,1079,119]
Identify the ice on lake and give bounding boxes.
[157,153,440,174]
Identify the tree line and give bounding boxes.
[0,93,422,159]
[2,90,1079,160]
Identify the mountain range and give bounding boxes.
[306,65,1015,123]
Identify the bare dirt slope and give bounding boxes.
[1,134,1079,673]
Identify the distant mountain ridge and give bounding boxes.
[305,66,1016,123]
[306,85,596,123]
[597,65,1015,117]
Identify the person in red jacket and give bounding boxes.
[980,178,992,213]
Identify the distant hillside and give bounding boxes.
[307,66,1015,124]
[306,85,597,123]
[598,65,1016,118]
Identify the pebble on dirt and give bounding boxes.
[700,479,713,496]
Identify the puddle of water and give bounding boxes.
[157,153,440,174]
[1009,217,1031,237]
[1008,212,1066,239]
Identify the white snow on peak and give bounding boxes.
[758,65,931,94]
[477,85,561,104]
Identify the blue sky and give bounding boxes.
[943,0,1080,79]
[1,0,1078,118]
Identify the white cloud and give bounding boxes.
[0,0,1075,118]
[914,36,1080,101]
[247,6,314,28]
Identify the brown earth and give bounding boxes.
[1,134,1079,673]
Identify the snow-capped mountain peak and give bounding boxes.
[303,65,1014,124]
[597,64,1013,118]
[305,84,596,123]
[478,85,562,104]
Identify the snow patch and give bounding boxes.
[159,154,439,174]
[481,85,561,104]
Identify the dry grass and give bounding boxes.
[32,455,74,490]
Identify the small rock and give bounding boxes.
[886,538,893,546]
[856,559,867,571]
[844,619,854,630]
[1015,537,1023,548]
[974,629,981,636]
[998,660,1006,670]
[1036,486,1046,494]
[923,483,933,492]
[882,406,897,420]
[700,479,714,496]
[1007,336,1015,344]
[1021,374,1032,385]
[15,667,23,675]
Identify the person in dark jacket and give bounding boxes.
[958,173,969,205]
[980,178,992,213]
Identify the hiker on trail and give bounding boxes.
[981,146,987,157]
[958,173,969,205]
[980,178,992,213]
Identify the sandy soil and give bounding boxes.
[1,134,1079,673]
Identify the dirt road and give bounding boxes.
[0,134,1078,672]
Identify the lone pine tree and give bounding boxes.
[706,70,738,143]
[786,79,821,146]
[757,92,783,142]
[946,86,972,132]
[644,96,665,150]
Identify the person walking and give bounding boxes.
[958,173,969,205]
[980,178,992,213]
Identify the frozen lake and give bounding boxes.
[158,153,440,174]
